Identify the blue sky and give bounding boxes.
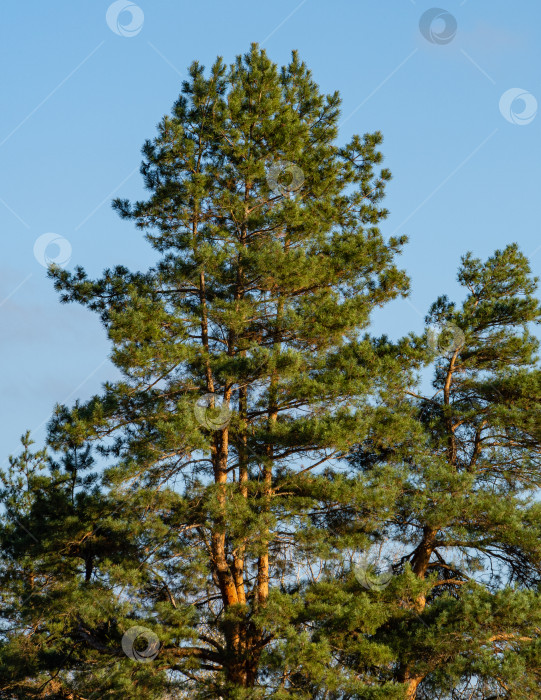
[1,0,540,459]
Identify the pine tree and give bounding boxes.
[0,431,129,696]
[346,244,541,698]
[1,45,416,698]
[6,45,538,700]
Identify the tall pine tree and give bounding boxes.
[1,45,415,698]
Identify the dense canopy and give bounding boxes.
[1,45,540,699]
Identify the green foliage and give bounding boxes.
[347,244,541,697]
[1,45,540,700]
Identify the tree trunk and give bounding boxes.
[397,526,436,696]
[404,675,423,700]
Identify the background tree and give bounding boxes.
[346,244,541,699]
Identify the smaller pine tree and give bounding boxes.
[345,244,541,698]
[0,427,157,698]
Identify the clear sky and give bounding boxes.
[1,0,540,460]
